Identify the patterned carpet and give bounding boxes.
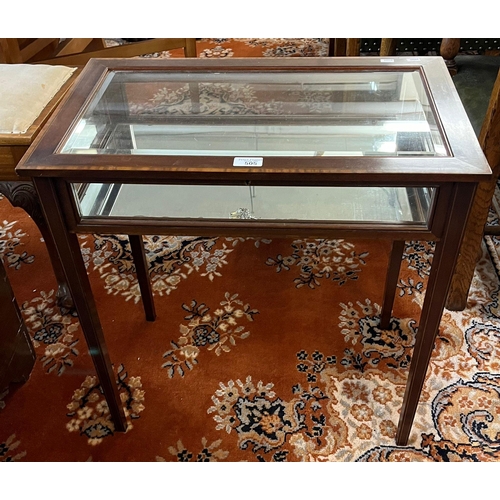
[1,38,500,462]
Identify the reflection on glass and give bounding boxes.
[60,70,447,157]
[72,183,434,225]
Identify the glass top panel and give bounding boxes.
[60,70,448,157]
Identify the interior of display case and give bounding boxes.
[72,182,434,224]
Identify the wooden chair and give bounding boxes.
[328,38,361,56]
[328,38,409,59]
[378,38,461,75]
[0,38,197,65]
[446,69,500,310]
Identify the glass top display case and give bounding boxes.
[16,57,492,447]
[57,65,449,226]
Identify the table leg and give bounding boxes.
[0,181,73,309]
[380,240,405,330]
[33,177,127,432]
[396,183,476,446]
[129,234,156,322]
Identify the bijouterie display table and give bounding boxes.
[16,57,491,445]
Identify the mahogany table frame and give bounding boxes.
[17,57,491,446]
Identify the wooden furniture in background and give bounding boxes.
[0,38,197,65]
[378,38,462,75]
[447,69,500,310]
[0,256,35,392]
[0,67,78,308]
[380,38,398,57]
[328,38,361,56]
[0,38,59,63]
[440,38,461,75]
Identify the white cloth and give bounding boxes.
[0,64,76,134]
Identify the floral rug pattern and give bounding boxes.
[66,364,145,446]
[162,293,258,378]
[0,218,34,270]
[21,290,80,376]
[3,208,495,461]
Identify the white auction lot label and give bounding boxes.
[233,157,263,167]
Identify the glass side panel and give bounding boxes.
[72,184,435,225]
[60,70,447,157]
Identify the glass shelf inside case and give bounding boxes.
[72,183,435,225]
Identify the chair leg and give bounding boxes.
[184,38,197,58]
[440,38,461,76]
[330,38,347,56]
[129,235,156,322]
[380,38,397,56]
[380,240,405,329]
[346,38,361,56]
[446,177,499,311]
[447,69,500,310]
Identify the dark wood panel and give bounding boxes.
[0,145,29,181]
[0,259,35,390]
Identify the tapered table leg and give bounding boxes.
[396,183,476,446]
[129,234,156,322]
[33,177,127,432]
[380,240,405,330]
